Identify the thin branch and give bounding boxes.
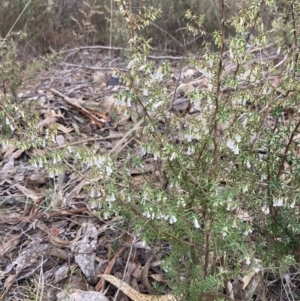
[276,119,300,180]
[212,0,226,179]
[290,0,298,78]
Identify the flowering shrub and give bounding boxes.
[97,1,300,299]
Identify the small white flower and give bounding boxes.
[261,174,267,181]
[229,48,233,59]
[235,135,241,143]
[53,157,57,164]
[273,198,283,207]
[193,218,200,229]
[226,139,239,154]
[153,101,163,109]
[246,161,251,168]
[90,200,100,210]
[235,98,246,105]
[90,189,95,198]
[149,124,155,132]
[254,267,261,273]
[144,210,154,219]
[141,193,148,204]
[68,146,74,153]
[106,165,113,176]
[106,194,116,202]
[147,98,153,105]
[242,185,248,193]
[222,227,228,238]
[103,212,110,220]
[143,211,151,218]
[169,215,177,224]
[163,214,169,221]
[262,206,269,215]
[186,146,194,155]
[194,99,201,110]
[38,159,43,168]
[245,256,251,265]
[143,88,148,96]
[140,147,147,156]
[160,214,169,221]
[277,46,281,55]
[185,133,192,142]
[170,152,177,161]
[139,64,146,71]
[177,199,186,207]
[86,158,93,167]
[127,97,132,107]
[135,77,140,86]
[43,129,49,140]
[243,227,253,236]
[194,131,202,140]
[119,96,126,106]
[127,196,131,202]
[289,201,295,208]
[95,156,105,167]
[75,152,81,160]
[242,117,248,127]
[153,68,163,81]
[232,220,238,228]
[97,191,102,197]
[127,58,139,69]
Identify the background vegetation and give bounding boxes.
[0,0,294,55]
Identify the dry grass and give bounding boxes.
[0,0,289,56]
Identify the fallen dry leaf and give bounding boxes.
[50,88,110,128]
[0,234,20,257]
[57,123,74,133]
[98,274,177,301]
[27,173,48,186]
[132,263,143,281]
[150,274,167,283]
[0,155,15,178]
[15,183,45,201]
[56,134,66,146]
[1,144,17,158]
[36,116,59,128]
[242,270,256,290]
[95,246,126,291]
